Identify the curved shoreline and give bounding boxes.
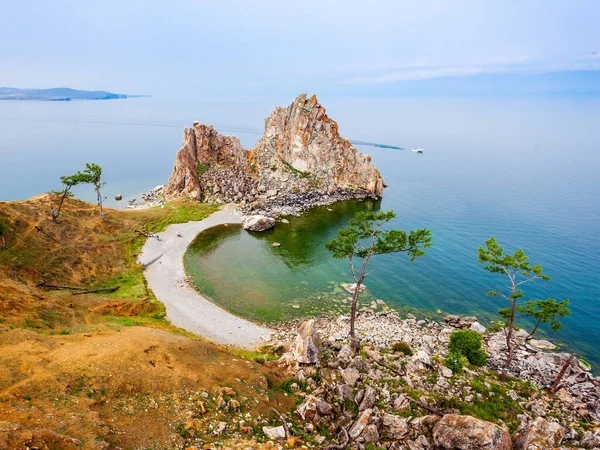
[139,205,273,348]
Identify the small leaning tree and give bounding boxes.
[516,298,571,341]
[52,170,94,222]
[325,210,432,352]
[84,163,106,219]
[478,237,557,374]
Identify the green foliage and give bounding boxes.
[517,298,571,335]
[0,221,8,236]
[60,170,94,189]
[325,210,432,261]
[444,351,467,373]
[392,341,413,356]
[325,210,432,344]
[448,330,487,366]
[83,162,104,188]
[478,237,554,366]
[196,162,210,178]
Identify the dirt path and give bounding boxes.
[139,206,273,348]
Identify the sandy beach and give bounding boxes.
[139,205,273,347]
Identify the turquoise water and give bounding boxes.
[1,96,599,371]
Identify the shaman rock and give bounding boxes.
[164,94,384,210]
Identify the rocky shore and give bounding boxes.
[248,311,600,449]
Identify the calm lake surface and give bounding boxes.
[1,96,599,370]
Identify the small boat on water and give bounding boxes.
[412,148,424,154]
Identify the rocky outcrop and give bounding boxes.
[433,414,513,450]
[164,94,384,214]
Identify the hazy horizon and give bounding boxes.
[1,1,599,101]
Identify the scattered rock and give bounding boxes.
[262,426,286,441]
[242,215,275,232]
[470,322,487,333]
[380,413,410,440]
[512,417,566,449]
[349,409,372,439]
[340,368,361,387]
[213,421,227,437]
[433,414,512,450]
[529,339,557,350]
[292,320,320,364]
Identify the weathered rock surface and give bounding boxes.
[433,414,513,450]
[512,417,566,449]
[164,94,384,214]
[292,319,320,364]
[262,425,286,440]
[242,215,275,232]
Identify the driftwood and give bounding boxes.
[550,353,576,394]
[366,354,405,377]
[34,226,59,243]
[134,229,154,238]
[36,281,85,290]
[325,427,349,450]
[71,286,120,295]
[270,407,290,440]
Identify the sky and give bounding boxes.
[1,0,599,100]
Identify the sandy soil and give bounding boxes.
[139,206,273,347]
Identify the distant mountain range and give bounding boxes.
[0,87,148,101]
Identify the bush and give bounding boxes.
[444,351,467,373]
[448,330,487,367]
[392,341,413,356]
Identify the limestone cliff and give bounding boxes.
[164,94,384,211]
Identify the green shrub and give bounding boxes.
[392,341,413,356]
[448,330,487,366]
[444,351,467,373]
[0,221,8,235]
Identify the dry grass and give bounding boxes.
[0,196,296,449]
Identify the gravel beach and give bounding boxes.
[139,205,273,347]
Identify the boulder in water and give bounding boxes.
[242,215,275,232]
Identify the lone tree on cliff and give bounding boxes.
[84,163,106,220]
[478,237,555,374]
[52,170,94,222]
[513,297,571,341]
[325,210,432,352]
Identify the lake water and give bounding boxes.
[1,96,599,371]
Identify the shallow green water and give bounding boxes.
[184,199,440,323]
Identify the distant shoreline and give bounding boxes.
[0,87,149,102]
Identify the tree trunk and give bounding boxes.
[502,299,517,379]
[54,186,71,222]
[549,353,576,394]
[526,318,542,341]
[349,281,362,354]
[96,186,104,220]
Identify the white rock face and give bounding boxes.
[470,322,487,333]
[262,425,286,440]
[242,215,275,232]
[292,319,320,364]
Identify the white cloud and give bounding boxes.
[341,54,600,85]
